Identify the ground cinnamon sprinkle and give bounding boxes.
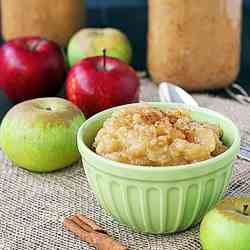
[64,213,128,250]
[93,104,227,166]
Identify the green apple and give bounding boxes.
[67,28,132,67]
[0,97,85,172]
[200,196,250,250]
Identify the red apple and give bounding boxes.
[66,54,140,117]
[0,37,66,103]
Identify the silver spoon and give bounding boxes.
[159,82,250,162]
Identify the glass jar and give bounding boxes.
[148,0,242,91]
[1,0,85,47]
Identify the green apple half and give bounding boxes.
[200,196,250,250]
[67,28,132,67]
[0,97,85,172]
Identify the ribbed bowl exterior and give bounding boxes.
[83,158,233,233]
[77,103,240,234]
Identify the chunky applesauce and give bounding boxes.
[93,105,227,166]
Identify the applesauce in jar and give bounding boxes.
[1,0,85,47]
[148,0,242,91]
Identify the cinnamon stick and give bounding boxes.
[64,218,96,245]
[64,213,128,250]
[75,213,105,232]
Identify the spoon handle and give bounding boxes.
[238,145,250,162]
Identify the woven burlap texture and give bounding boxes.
[0,79,249,250]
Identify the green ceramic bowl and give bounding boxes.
[77,103,240,234]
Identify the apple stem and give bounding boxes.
[102,48,107,70]
[28,41,41,51]
[243,204,249,216]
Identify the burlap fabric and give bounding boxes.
[0,79,249,250]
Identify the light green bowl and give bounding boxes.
[77,103,240,234]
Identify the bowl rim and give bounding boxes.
[77,102,240,173]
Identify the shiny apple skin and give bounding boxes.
[66,56,140,117]
[0,37,67,103]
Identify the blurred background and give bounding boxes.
[0,0,249,118]
[86,0,249,81]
